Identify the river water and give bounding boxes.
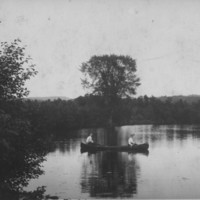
[25,125,200,199]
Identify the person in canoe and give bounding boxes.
[86,133,94,144]
[128,133,136,147]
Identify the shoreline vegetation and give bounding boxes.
[22,94,200,135]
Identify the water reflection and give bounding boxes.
[80,127,148,198]
[81,151,139,198]
[79,125,200,198]
[22,125,200,199]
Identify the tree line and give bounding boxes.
[21,95,200,137]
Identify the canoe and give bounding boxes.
[80,142,149,153]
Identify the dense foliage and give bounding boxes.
[80,55,140,126]
[80,55,140,98]
[0,39,37,101]
[0,40,49,199]
[21,95,200,137]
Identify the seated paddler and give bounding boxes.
[128,133,136,147]
[86,133,94,144]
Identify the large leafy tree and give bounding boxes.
[80,54,140,126]
[0,40,39,194]
[0,39,37,101]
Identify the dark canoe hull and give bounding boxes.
[81,142,149,154]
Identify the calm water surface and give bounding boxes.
[25,125,200,199]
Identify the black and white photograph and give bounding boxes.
[1,0,200,199]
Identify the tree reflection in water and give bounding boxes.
[81,150,148,198]
[81,128,148,198]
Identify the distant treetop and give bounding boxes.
[80,54,140,100]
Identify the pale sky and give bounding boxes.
[1,0,200,98]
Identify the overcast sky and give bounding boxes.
[1,0,200,98]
